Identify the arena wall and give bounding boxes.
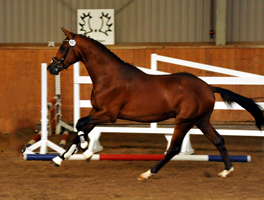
[1,0,264,43]
[1,44,264,134]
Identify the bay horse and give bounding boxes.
[48,28,264,180]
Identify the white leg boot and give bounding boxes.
[78,131,88,149]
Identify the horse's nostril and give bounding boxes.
[47,64,54,72]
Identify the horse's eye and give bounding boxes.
[60,46,66,52]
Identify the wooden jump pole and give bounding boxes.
[24,154,251,162]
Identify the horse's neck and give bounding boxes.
[79,39,143,85]
[81,46,121,84]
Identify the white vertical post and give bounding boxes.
[40,63,48,154]
[151,54,158,129]
[55,74,60,95]
[74,62,80,132]
[150,123,157,129]
[55,73,62,134]
[179,132,194,155]
[151,53,158,71]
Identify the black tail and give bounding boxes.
[213,87,264,130]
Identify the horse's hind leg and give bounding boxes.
[196,117,234,178]
[138,121,194,180]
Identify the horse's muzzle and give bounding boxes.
[47,63,60,75]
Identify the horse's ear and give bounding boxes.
[61,27,72,38]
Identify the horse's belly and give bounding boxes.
[118,105,176,123]
[118,112,175,123]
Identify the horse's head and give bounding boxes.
[47,28,80,75]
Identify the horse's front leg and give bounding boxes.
[51,124,95,167]
[52,108,117,167]
[74,109,118,160]
[51,109,97,166]
[76,117,96,161]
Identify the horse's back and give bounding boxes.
[118,72,215,122]
[131,72,213,100]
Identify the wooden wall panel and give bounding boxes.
[1,46,264,134]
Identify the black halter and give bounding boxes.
[52,34,78,72]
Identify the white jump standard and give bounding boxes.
[22,63,73,156]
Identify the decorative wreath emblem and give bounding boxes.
[79,12,113,36]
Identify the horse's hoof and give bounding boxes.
[50,161,60,167]
[83,149,93,161]
[86,156,92,162]
[51,156,63,167]
[138,169,155,181]
[218,167,234,178]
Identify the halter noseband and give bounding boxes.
[52,34,78,72]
